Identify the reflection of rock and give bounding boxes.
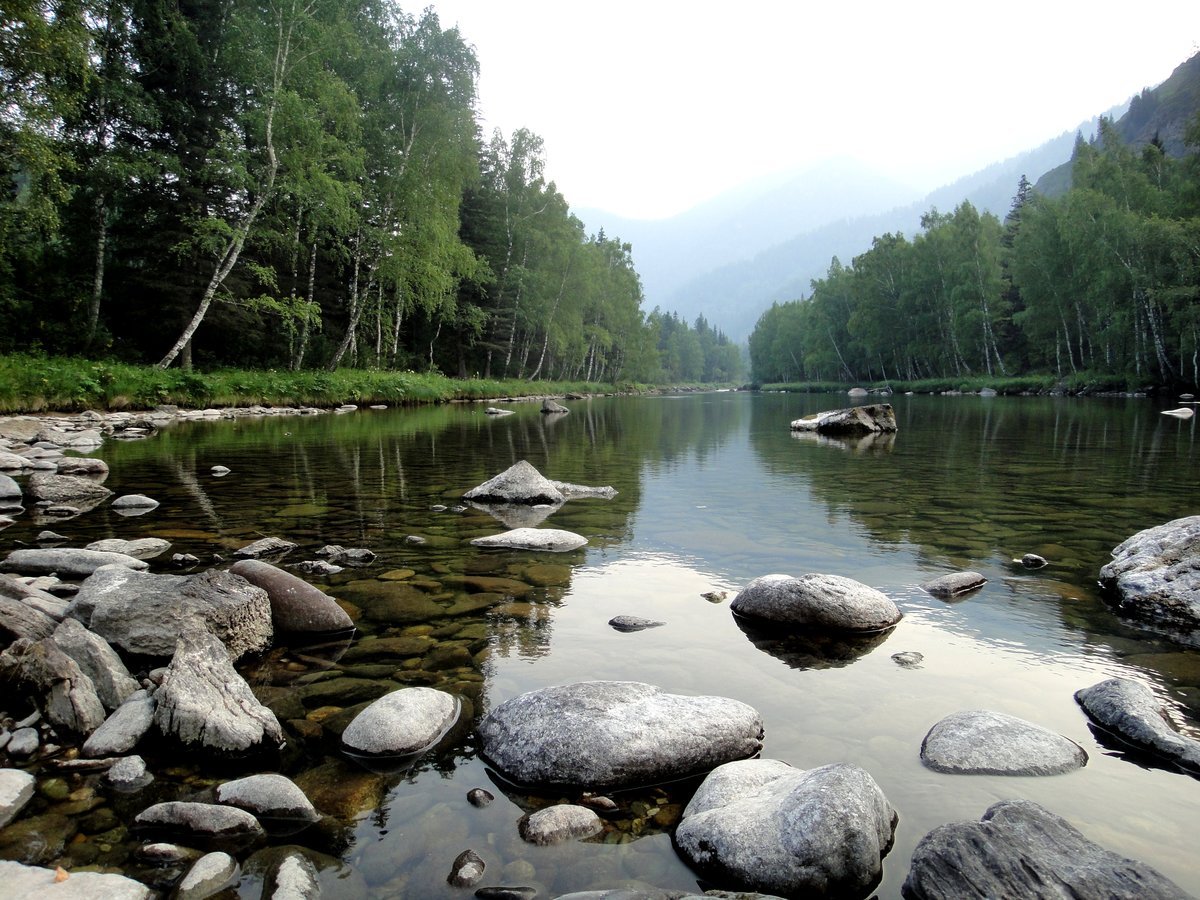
[732,573,902,632]
[903,799,1188,900]
[790,404,897,435]
[676,758,896,899]
[790,429,896,453]
[1099,516,1200,642]
[735,615,892,669]
[466,501,559,530]
[920,710,1088,776]
[1075,677,1200,775]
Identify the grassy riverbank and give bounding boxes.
[758,373,1162,396]
[0,354,653,413]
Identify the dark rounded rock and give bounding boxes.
[230,559,353,634]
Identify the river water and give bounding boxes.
[3,392,1199,898]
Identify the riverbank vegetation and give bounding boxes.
[0,1,742,386]
[749,119,1200,391]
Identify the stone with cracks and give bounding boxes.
[0,859,152,899]
[463,460,565,506]
[903,799,1188,900]
[790,404,898,435]
[82,689,155,757]
[675,759,896,898]
[478,681,763,790]
[341,687,461,756]
[153,629,283,755]
[920,710,1087,775]
[470,528,588,553]
[24,472,112,504]
[0,636,107,736]
[518,805,603,845]
[1075,677,1200,774]
[230,559,353,634]
[68,565,272,660]
[731,573,901,633]
[920,571,987,599]
[2,548,148,578]
[215,773,320,824]
[1098,516,1200,639]
[52,617,139,710]
[0,769,35,828]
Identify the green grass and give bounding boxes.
[0,354,650,413]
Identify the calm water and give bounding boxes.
[4,392,1200,898]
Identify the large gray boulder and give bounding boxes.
[55,456,109,477]
[68,565,272,660]
[0,573,66,621]
[215,773,319,825]
[0,769,35,828]
[1098,516,1200,640]
[0,859,152,899]
[675,759,896,898]
[0,636,107,736]
[790,404,897,435]
[903,799,1189,899]
[470,528,588,552]
[229,559,354,634]
[24,472,113,504]
[0,587,59,644]
[1075,677,1200,774]
[82,689,156,757]
[153,629,283,755]
[478,681,763,789]
[731,573,901,633]
[463,460,566,505]
[52,617,139,711]
[134,800,265,844]
[920,710,1087,775]
[341,687,461,756]
[2,548,148,578]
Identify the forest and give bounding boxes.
[0,0,742,384]
[749,120,1200,390]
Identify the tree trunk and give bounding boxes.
[86,192,107,348]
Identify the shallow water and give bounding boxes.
[3,392,1200,898]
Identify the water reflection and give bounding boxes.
[734,616,894,669]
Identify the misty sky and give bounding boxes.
[427,1,1200,220]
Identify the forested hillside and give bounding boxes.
[0,0,741,383]
[749,119,1200,389]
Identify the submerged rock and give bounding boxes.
[920,571,986,599]
[731,573,901,633]
[518,804,602,845]
[920,710,1087,776]
[1075,677,1200,774]
[470,528,588,552]
[790,404,897,435]
[1098,516,1200,639]
[478,681,763,790]
[447,848,487,886]
[903,799,1189,899]
[675,758,896,898]
[608,615,664,632]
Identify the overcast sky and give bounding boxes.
[426,2,1200,220]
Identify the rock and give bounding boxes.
[82,690,155,757]
[1161,407,1194,418]
[153,629,284,755]
[105,755,152,791]
[0,451,34,471]
[0,859,152,898]
[293,560,342,576]
[51,618,138,710]
[215,773,320,825]
[463,460,566,506]
[315,545,376,565]
[608,615,664,632]
[484,407,514,416]
[0,586,60,643]
[233,536,298,559]
[903,799,1189,900]
[551,480,618,500]
[1098,516,1200,638]
[0,473,20,501]
[478,681,763,790]
[518,804,602,845]
[1017,552,1047,568]
[263,850,321,899]
[6,727,38,757]
[134,801,265,845]
[920,710,1088,775]
[541,399,570,414]
[341,687,461,757]
[447,848,487,886]
[171,553,200,567]
[474,888,536,900]
[2,548,148,578]
[731,573,901,632]
[0,769,35,828]
[891,651,924,668]
[1075,677,1200,774]
[0,637,107,736]
[84,538,170,560]
[68,565,272,660]
[790,404,897,435]
[467,788,494,807]
[675,759,896,898]
[211,466,231,476]
[229,559,354,634]
[920,571,986,599]
[54,457,108,477]
[470,528,588,552]
[24,472,112,504]
[176,851,239,900]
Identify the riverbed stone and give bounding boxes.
[518,804,603,845]
[341,687,461,757]
[216,773,319,825]
[229,559,354,634]
[920,571,987,599]
[1098,516,1200,639]
[82,690,156,757]
[234,537,298,559]
[790,404,897,435]
[0,636,107,736]
[0,769,35,828]
[105,755,152,790]
[54,456,108,477]
[2,548,148,579]
[134,801,265,844]
[0,859,152,898]
[470,527,588,552]
[731,573,901,632]
[0,473,19,501]
[1075,677,1200,774]
[447,848,487,886]
[68,565,272,660]
[608,615,664,632]
[478,681,763,789]
[903,799,1189,899]
[316,545,376,565]
[5,727,39,757]
[154,629,283,755]
[0,584,60,643]
[262,849,322,899]
[920,710,1088,775]
[24,472,112,504]
[675,758,896,898]
[463,460,566,505]
[51,617,138,711]
[84,538,170,560]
